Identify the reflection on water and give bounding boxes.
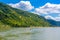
[0,28,60,40]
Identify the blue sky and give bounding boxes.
[0,0,60,21]
[0,0,60,8]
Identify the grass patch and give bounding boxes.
[5,34,19,37]
[0,36,7,40]
[0,25,11,32]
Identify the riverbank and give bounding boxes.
[0,26,59,32]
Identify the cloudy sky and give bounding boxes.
[0,0,60,21]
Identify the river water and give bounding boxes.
[0,27,60,40]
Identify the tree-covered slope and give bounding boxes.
[0,2,51,27]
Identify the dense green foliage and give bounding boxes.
[0,2,51,27]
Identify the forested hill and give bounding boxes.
[0,2,51,27]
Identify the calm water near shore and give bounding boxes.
[0,27,60,40]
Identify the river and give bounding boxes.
[0,27,60,40]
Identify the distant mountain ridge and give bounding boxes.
[47,19,60,27]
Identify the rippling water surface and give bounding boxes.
[0,27,60,40]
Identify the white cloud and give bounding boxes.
[45,15,54,19]
[55,17,60,21]
[45,15,60,21]
[9,1,34,11]
[35,3,60,15]
[34,2,60,21]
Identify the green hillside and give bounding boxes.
[0,2,51,27]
